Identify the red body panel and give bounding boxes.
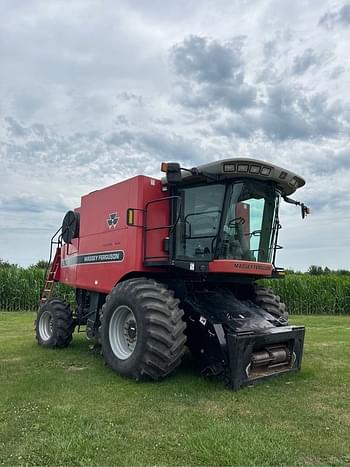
[60,176,168,293]
[59,175,273,292]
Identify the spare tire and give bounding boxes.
[62,210,80,244]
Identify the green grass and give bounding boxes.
[1,313,350,466]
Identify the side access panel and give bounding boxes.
[60,175,169,292]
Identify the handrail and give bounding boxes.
[44,226,62,280]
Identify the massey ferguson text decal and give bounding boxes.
[61,250,124,267]
[208,260,272,276]
[233,262,271,271]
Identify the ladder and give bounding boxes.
[39,227,62,307]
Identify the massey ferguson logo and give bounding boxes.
[234,262,271,271]
[107,212,119,229]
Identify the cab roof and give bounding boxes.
[173,158,305,196]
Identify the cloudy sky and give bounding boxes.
[1,0,349,270]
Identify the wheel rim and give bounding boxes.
[109,305,138,360]
[39,310,53,341]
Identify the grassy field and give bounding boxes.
[0,313,350,466]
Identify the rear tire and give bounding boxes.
[253,285,288,322]
[101,278,187,381]
[36,299,74,348]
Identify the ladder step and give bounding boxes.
[39,247,60,306]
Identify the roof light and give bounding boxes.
[223,163,236,172]
[237,164,249,173]
[249,165,261,174]
[279,171,288,180]
[261,167,272,176]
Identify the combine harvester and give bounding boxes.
[36,158,309,390]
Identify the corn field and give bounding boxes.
[0,267,75,311]
[263,274,350,315]
[0,267,349,314]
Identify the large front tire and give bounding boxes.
[101,278,187,381]
[254,285,288,323]
[36,299,74,348]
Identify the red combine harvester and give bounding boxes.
[36,158,309,390]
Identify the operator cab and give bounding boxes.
[174,179,278,263]
[159,158,309,274]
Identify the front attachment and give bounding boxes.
[226,326,305,390]
[183,288,305,390]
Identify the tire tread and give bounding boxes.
[36,299,74,348]
[102,278,187,381]
[254,285,288,321]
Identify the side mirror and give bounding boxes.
[301,203,310,219]
[161,162,182,184]
[283,196,310,220]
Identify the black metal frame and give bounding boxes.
[42,226,63,287]
[213,182,234,259]
[48,227,62,264]
[226,326,305,390]
[44,216,75,279]
[180,285,306,391]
